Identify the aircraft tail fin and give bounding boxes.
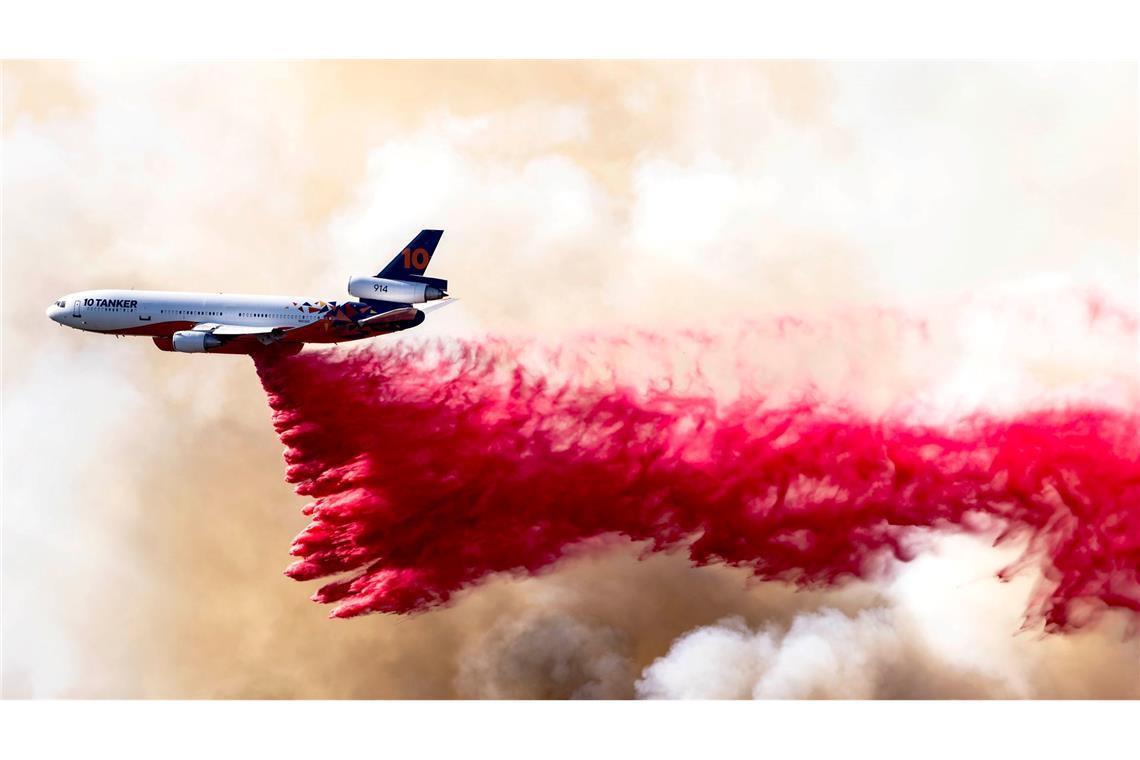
[377,230,444,282]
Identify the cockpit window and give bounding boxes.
[55,300,66,308]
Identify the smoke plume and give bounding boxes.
[6,61,1135,698]
[253,323,1140,633]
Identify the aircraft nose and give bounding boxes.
[47,301,64,323]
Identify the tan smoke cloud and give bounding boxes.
[2,61,1136,699]
[455,611,637,699]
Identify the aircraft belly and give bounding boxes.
[278,316,404,344]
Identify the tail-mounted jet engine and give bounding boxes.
[347,276,446,304]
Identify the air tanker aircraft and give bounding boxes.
[46,230,453,355]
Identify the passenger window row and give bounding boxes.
[237,313,306,319]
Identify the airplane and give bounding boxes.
[46,229,453,356]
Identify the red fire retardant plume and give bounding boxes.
[253,337,1140,631]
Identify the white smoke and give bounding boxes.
[636,610,907,699]
[637,535,1140,699]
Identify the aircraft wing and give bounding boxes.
[191,322,282,336]
[182,299,452,351]
[188,321,291,347]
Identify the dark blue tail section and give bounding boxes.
[377,230,444,281]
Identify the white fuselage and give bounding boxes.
[47,289,337,334]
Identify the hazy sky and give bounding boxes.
[2,61,1137,698]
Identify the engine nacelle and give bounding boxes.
[347,276,445,304]
[171,330,222,353]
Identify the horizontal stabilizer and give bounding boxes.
[359,306,419,326]
[418,298,458,315]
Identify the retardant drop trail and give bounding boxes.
[253,333,1140,631]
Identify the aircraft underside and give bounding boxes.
[97,310,425,355]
